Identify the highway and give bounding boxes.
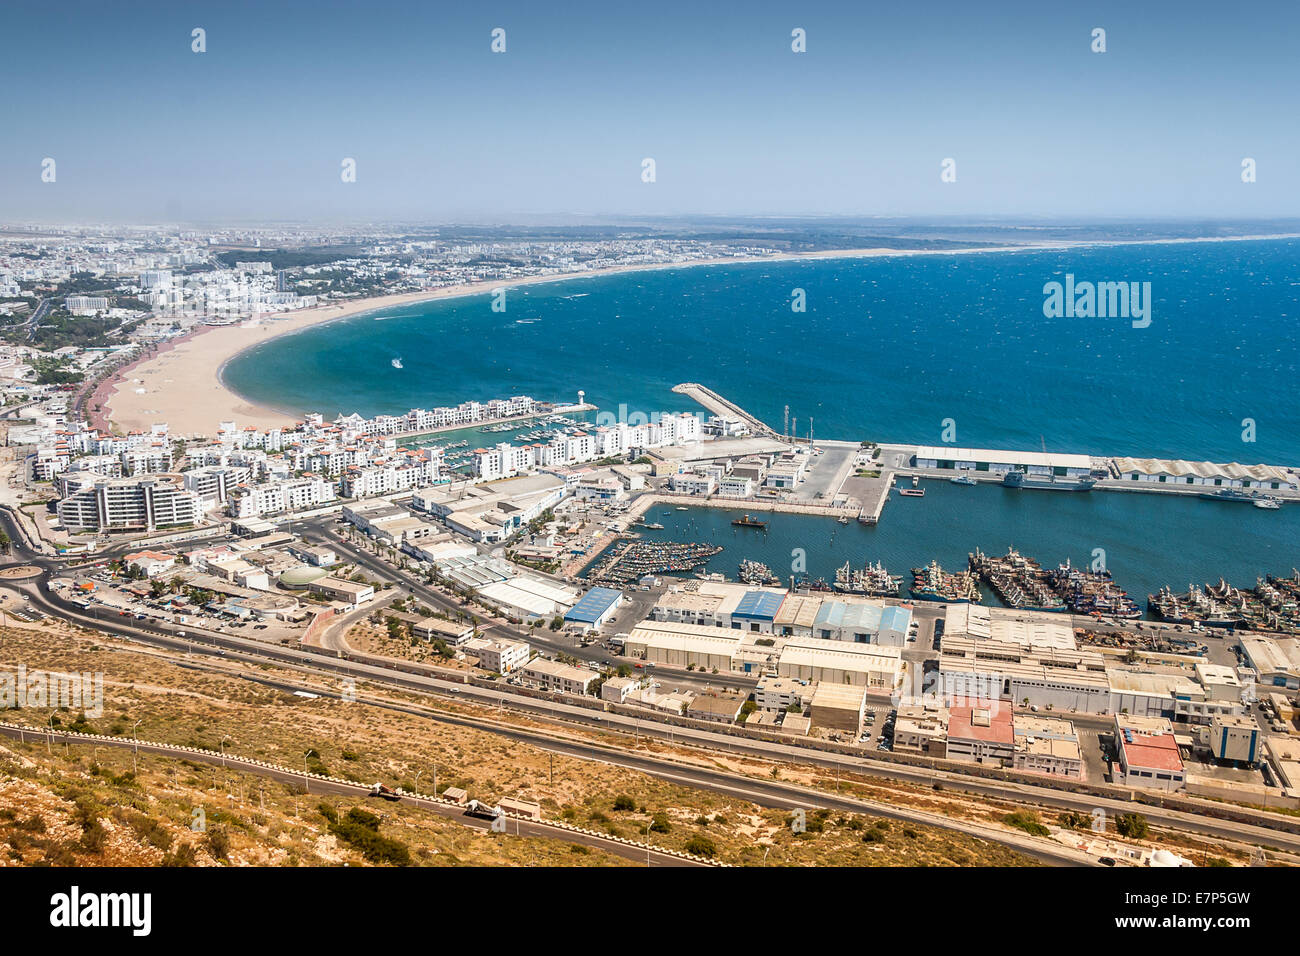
[4,507,1299,864]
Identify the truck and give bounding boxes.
[464,799,503,820]
[368,783,401,802]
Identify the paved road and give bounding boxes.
[4,507,1298,862]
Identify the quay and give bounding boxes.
[673,382,778,438]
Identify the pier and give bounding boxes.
[394,403,597,443]
[673,382,778,438]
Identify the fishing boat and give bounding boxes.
[898,488,925,497]
[643,522,665,529]
[950,475,977,486]
[837,514,850,524]
[738,559,782,586]
[732,514,768,528]
[910,560,981,604]
[969,547,1067,612]
[1254,498,1282,510]
[834,560,903,597]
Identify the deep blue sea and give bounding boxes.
[225,238,1300,464]
[223,239,1300,594]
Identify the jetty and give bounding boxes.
[673,382,778,438]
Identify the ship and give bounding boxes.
[1047,559,1141,619]
[910,560,982,604]
[950,475,977,486]
[732,514,768,529]
[738,559,782,586]
[391,357,404,369]
[1254,498,1282,510]
[834,560,903,597]
[898,488,925,497]
[1002,471,1095,491]
[1147,584,1246,629]
[1199,488,1260,503]
[968,547,1066,612]
[642,522,665,530]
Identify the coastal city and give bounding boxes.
[0,220,1298,884]
[0,2,1294,931]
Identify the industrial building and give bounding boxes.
[1012,716,1084,778]
[776,636,903,690]
[809,682,868,733]
[563,586,624,632]
[466,637,530,674]
[519,658,599,696]
[945,701,1015,766]
[1114,715,1186,792]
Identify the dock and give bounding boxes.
[672,383,778,438]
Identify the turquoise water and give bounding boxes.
[630,483,1300,604]
[224,238,1300,464]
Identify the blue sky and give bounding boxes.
[1,0,1297,222]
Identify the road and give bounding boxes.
[4,506,1299,863]
[0,724,704,867]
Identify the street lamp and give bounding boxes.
[132,718,142,773]
[220,736,229,768]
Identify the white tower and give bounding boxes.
[578,390,585,407]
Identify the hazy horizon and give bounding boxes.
[3,0,1298,222]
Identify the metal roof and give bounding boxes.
[565,586,623,623]
[732,590,784,620]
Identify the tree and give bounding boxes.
[1115,813,1149,839]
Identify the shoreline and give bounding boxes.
[103,232,1299,437]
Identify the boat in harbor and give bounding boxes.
[898,488,925,497]
[1254,498,1282,510]
[834,560,903,597]
[1147,584,1245,628]
[968,547,1067,612]
[1199,488,1261,503]
[1047,558,1142,619]
[950,475,977,486]
[738,558,782,586]
[642,522,665,529]
[1002,471,1095,491]
[732,513,768,528]
[676,506,689,512]
[837,514,850,524]
[910,560,982,604]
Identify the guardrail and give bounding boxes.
[0,719,722,866]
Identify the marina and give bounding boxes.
[586,539,724,587]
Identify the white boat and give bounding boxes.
[1254,498,1282,510]
[950,475,977,486]
[391,358,403,369]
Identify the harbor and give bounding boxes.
[626,486,1300,626]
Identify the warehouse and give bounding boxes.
[520,658,599,696]
[777,636,903,690]
[812,600,912,646]
[809,682,868,733]
[1115,715,1185,792]
[729,589,785,633]
[911,446,1093,478]
[563,586,624,633]
[1240,636,1300,690]
[625,620,744,672]
[946,700,1015,766]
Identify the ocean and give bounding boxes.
[222,237,1300,596]
[225,238,1300,464]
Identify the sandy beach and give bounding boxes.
[103,248,917,436]
[102,233,1298,437]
